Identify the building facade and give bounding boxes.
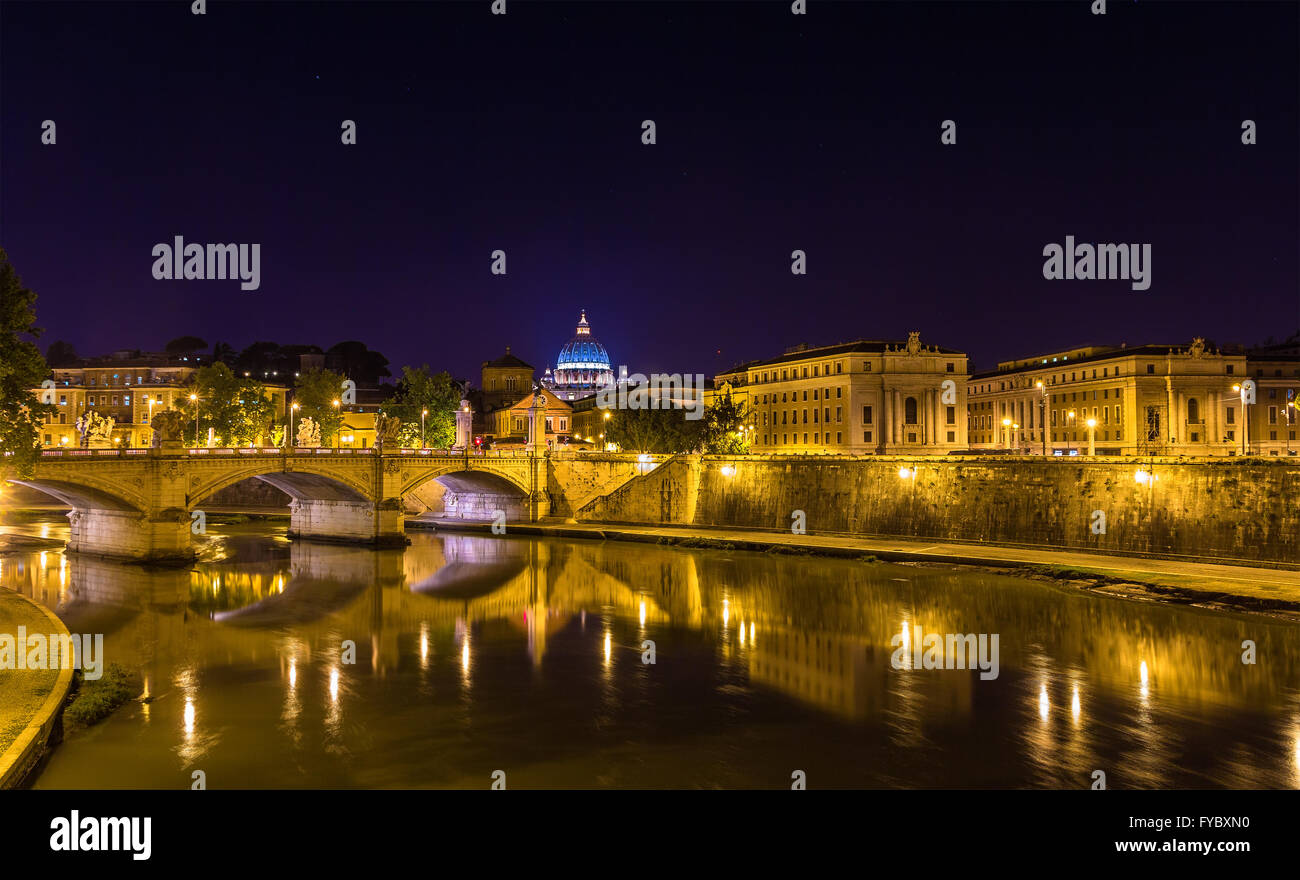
[966,337,1300,456]
[724,333,969,454]
[35,352,288,448]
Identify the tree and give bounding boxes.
[45,339,79,367]
[180,363,276,446]
[382,365,461,448]
[605,406,702,454]
[701,391,751,454]
[326,340,391,386]
[165,336,208,358]
[211,341,236,365]
[0,249,54,475]
[294,369,348,443]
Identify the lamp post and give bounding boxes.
[1012,423,1020,454]
[422,409,428,449]
[1066,410,1076,455]
[1001,417,1011,451]
[332,399,340,449]
[1231,383,1252,455]
[146,396,155,447]
[289,402,299,448]
[1086,417,1097,456]
[1036,380,1047,456]
[189,393,199,446]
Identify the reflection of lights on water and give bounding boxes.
[328,667,339,703]
[603,631,612,667]
[1038,684,1050,721]
[722,599,729,628]
[749,621,755,646]
[420,629,429,665]
[288,659,297,690]
[639,601,646,627]
[738,620,745,647]
[461,640,470,675]
[276,576,284,593]
[40,524,49,538]
[899,619,911,668]
[1139,660,1150,700]
[39,551,47,568]
[1071,685,1081,723]
[183,698,195,734]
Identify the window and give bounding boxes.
[1187,398,1199,423]
[947,431,955,443]
[1226,365,1234,374]
[836,432,842,443]
[946,362,954,372]
[863,405,873,424]
[1227,407,1236,425]
[836,387,842,398]
[1147,364,1155,374]
[836,406,842,422]
[904,397,918,425]
[836,363,842,374]
[946,405,955,425]
[1268,406,1277,425]
[863,431,872,442]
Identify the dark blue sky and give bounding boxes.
[2,1,1296,381]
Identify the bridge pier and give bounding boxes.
[288,499,408,548]
[67,507,196,565]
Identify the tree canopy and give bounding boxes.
[382,365,462,448]
[0,248,53,475]
[294,368,348,443]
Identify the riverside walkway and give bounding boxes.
[416,518,1300,611]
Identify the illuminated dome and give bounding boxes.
[547,310,615,400]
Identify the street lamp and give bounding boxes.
[1086,417,1097,456]
[1288,400,1297,456]
[332,399,340,449]
[1001,417,1011,450]
[189,393,199,446]
[289,402,299,448]
[1012,423,1020,454]
[1036,380,1047,456]
[422,409,428,449]
[1231,383,1250,455]
[1066,410,1076,455]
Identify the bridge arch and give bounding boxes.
[8,478,145,513]
[400,464,533,521]
[186,461,373,509]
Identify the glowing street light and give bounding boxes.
[1036,380,1047,456]
[332,399,341,449]
[1086,417,1097,456]
[289,402,300,448]
[1066,410,1076,455]
[1001,417,1012,450]
[422,408,428,449]
[189,393,199,445]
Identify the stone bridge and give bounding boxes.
[8,447,664,563]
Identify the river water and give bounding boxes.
[2,517,1298,789]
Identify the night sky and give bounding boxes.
[2,1,1296,383]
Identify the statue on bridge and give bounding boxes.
[374,412,402,450]
[296,416,322,448]
[75,411,116,448]
[150,411,186,448]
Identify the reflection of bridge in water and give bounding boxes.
[5,533,1300,732]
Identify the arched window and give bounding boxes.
[1187,398,1199,423]
[904,397,918,425]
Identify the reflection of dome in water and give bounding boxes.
[545,310,615,400]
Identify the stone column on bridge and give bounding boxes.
[526,390,547,456]
[454,399,473,451]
